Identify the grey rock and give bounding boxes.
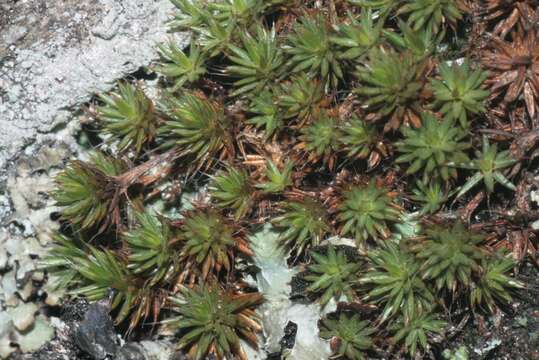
[74,302,120,359]
[0,196,12,223]
[0,1,194,358]
[20,60,33,69]
[531,189,539,205]
[0,79,7,92]
[92,6,120,40]
[31,271,44,282]
[13,315,81,360]
[15,252,38,283]
[2,26,28,46]
[7,303,38,332]
[474,338,502,357]
[0,249,7,270]
[43,281,65,306]
[17,280,34,302]
[14,315,55,353]
[0,336,14,360]
[1,270,18,306]
[0,0,188,174]
[116,341,177,360]
[7,85,21,103]
[0,311,15,359]
[280,321,298,350]
[0,312,12,338]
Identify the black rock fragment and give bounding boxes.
[266,321,299,359]
[73,301,120,360]
[279,321,298,350]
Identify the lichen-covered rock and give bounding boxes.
[0,312,13,358]
[14,316,55,353]
[249,225,331,359]
[7,303,38,332]
[0,0,187,173]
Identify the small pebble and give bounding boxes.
[31,272,44,282]
[20,60,33,69]
[7,303,38,332]
[15,316,54,353]
[17,281,34,302]
[3,26,28,46]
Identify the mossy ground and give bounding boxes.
[38,0,539,359]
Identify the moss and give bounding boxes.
[46,0,529,358]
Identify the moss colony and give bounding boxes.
[43,0,539,359]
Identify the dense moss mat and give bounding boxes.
[43,1,539,359]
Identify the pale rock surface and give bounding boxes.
[7,302,38,332]
[0,0,187,175]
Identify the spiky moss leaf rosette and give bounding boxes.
[395,112,470,182]
[226,26,285,97]
[297,110,342,167]
[411,222,486,292]
[361,242,435,321]
[410,180,448,215]
[156,40,207,91]
[125,211,176,286]
[273,196,331,259]
[177,207,254,284]
[166,285,263,360]
[46,0,531,357]
[337,182,402,244]
[319,312,376,360]
[285,14,344,88]
[353,47,428,131]
[390,309,447,357]
[430,60,489,128]
[53,152,127,231]
[470,253,524,313]
[159,92,233,168]
[96,82,158,154]
[209,165,255,221]
[304,245,362,307]
[339,115,382,162]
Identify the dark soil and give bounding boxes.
[442,263,539,360]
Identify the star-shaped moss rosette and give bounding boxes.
[53,152,127,231]
[319,312,376,360]
[177,208,253,284]
[337,182,402,243]
[395,113,470,182]
[167,285,263,360]
[273,197,331,258]
[304,246,362,306]
[361,243,435,321]
[411,222,486,292]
